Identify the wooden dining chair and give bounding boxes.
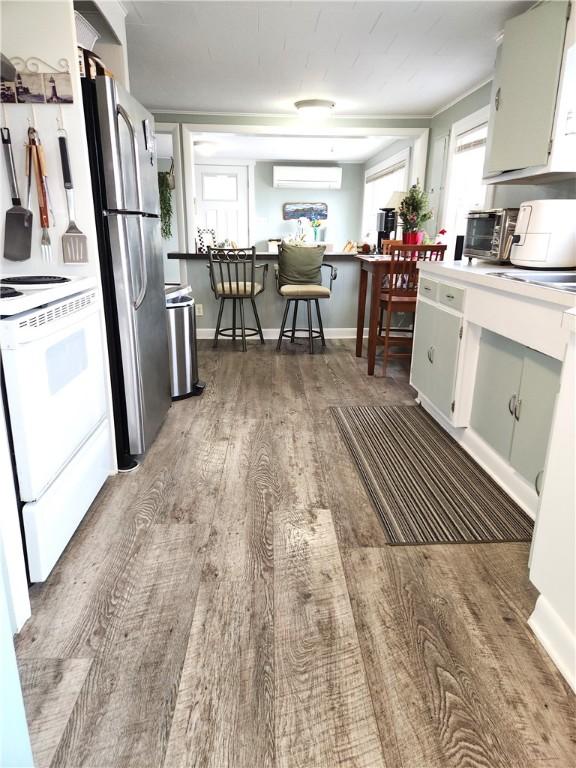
[378,244,446,374]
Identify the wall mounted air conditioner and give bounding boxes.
[272,166,343,190]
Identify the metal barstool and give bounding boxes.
[275,244,337,354]
[207,246,268,351]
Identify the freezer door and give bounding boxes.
[106,214,170,455]
[95,76,159,215]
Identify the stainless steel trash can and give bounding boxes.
[166,292,205,399]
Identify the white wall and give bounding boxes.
[252,162,364,252]
[0,0,100,278]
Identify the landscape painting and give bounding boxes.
[283,202,328,221]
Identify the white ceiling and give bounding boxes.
[123,0,530,117]
[156,131,397,162]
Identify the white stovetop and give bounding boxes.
[0,276,98,317]
[419,261,576,309]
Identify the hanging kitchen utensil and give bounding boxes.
[28,127,52,263]
[1,127,33,261]
[58,128,88,264]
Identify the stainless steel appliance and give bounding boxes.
[464,208,519,263]
[165,287,205,399]
[377,208,397,253]
[83,75,170,469]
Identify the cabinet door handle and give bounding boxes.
[427,346,435,364]
[445,293,455,300]
[508,394,517,415]
[514,398,522,421]
[535,470,543,496]
[495,87,501,111]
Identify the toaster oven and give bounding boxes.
[464,208,519,263]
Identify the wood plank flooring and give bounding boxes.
[15,339,575,768]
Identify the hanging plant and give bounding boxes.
[158,171,173,240]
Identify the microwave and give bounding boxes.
[464,208,519,263]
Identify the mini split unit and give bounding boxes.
[272,166,343,190]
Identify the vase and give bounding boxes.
[402,231,424,245]
[313,228,319,242]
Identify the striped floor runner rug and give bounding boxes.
[331,405,533,545]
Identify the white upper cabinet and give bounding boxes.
[484,1,576,184]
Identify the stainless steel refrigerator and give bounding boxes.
[83,74,170,469]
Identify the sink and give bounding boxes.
[488,271,576,293]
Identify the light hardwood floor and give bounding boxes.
[15,340,575,768]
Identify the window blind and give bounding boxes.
[366,160,407,184]
[456,124,488,154]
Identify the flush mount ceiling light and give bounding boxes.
[294,99,336,118]
[193,140,218,156]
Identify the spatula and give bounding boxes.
[58,130,88,264]
[1,127,33,261]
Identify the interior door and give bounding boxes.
[485,0,569,174]
[194,164,249,247]
[471,330,524,461]
[509,348,561,487]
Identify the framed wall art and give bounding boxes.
[283,202,328,221]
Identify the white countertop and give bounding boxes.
[418,261,576,309]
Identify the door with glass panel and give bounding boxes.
[194,164,249,247]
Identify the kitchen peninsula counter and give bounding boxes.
[167,251,362,260]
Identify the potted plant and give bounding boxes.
[398,184,432,244]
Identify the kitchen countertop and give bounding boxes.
[167,251,362,260]
[418,260,576,309]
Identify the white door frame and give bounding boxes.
[180,123,429,251]
[155,122,188,284]
[440,105,494,229]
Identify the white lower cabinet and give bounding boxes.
[471,330,562,493]
[411,291,463,418]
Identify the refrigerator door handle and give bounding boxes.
[117,104,143,212]
[133,217,148,309]
[106,214,146,453]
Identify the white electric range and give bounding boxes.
[0,275,113,581]
[0,275,98,316]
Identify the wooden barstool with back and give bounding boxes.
[207,246,268,351]
[378,243,446,374]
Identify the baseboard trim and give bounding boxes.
[197,328,368,340]
[528,595,576,693]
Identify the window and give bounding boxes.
[201,173,238,202]
[442,108,492,256]
[361,152,409,243]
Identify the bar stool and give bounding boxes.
[207,246,268,351]
[275,243,337,354]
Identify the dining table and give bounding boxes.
[353,253,394,376]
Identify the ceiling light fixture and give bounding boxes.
[193,140,218,156]
[294,99,336,118]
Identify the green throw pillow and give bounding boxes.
[278,244,326,286]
